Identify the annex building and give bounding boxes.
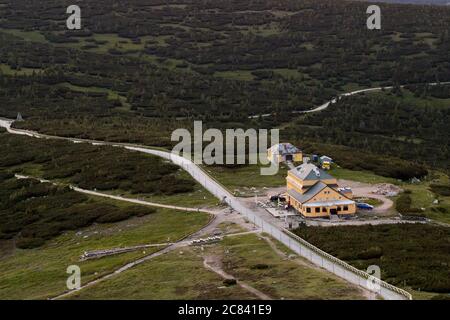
[267,143,302,164]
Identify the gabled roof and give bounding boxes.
[268,143,301,155]
[288,180,353,205]
[287,181,328,204]
[289,163,334,181]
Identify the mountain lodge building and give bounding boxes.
[286,163,356,218]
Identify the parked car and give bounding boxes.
[357,203,374,210]
[270,195,279,202]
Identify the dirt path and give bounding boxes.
[202,255,272,300]
[338,179,396,213]
[52,208,260,299]
[53,244,178,300]
[15,174,217,215]
[0,118,412,300]
[259,235,377,300]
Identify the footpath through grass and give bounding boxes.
[70,233,367,300]
[0,208,210,299]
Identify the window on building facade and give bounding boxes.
[315,207,320,213]
[306,208,311,213]
[344,205,348,211]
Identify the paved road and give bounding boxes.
[5,80,438,301]
[15,174,217,214]
[248,82,450,119]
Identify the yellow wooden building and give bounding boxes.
[267,143,302,164]
[286,163,356,218]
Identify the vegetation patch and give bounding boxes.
[297,141,428,181]
[67,248,255,300]
[293,224,450,296]
[0,133,195,195]
[430,184,450,197]
[0,208,211,299]
[0,176,156,248]
[211,234,366,300]
[223,278,237,286]
[288,87,449,173]
[395,191,424,217]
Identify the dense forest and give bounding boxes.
[0,173,156,249]
[294,224,450,296]
[355,0,450,5]
[285,85,450,171]
[0,132,195,195]
[0,0,449,175]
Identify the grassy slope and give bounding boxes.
[0,208,210,299]
[214,234,367,300]
[203,162,290,192]
[400,172,450,224]
[70,233,366,300]
[329,167,398,184]
[110,170,218,207]
[68,249,256,300]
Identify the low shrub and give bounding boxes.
[431,207,448,214]
[0,172,13,181]
[0,178,158,249]
[396,193,422,214]
[300,142,429,181]
[293,224,450,293]
[251,263,270,270]
[429,184,450,197]
[16,237,46,249]
[223,278,237,286]
[96,210,131,223]
[356,246,383,260]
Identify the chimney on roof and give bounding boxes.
[313,167,321,177]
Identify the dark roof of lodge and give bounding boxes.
[288,181,353,205]
[289,163,334,181]
[287,181,328,204]
[269,143,301,155]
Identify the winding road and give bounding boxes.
[4,82,443,300]
[248,82,450,119]
[15,174,217,214]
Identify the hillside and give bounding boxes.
[0,0,448,176]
